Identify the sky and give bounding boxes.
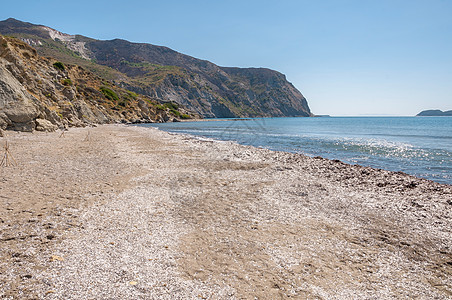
[1,0,451,116]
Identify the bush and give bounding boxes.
[164,102,179,110]
[100,86,119,101]
[61,78,72,86]
[127,91,138,99]
[53,61,65,71]
[181,114,191,119]
[170,109,181,117]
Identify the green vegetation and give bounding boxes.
[155,102,179,111]
[100,86,119,101]
[170,109,181,117]
[163,102,179,110]
[127,90,138,99]
[122,90,138,103]
[53,61,65,71]
[61,78,72,86]
[154,102,187,118]
[119,60,187,86]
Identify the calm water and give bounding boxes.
[140,117,452,185]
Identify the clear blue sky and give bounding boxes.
[2,0,451,116]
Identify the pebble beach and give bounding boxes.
[0,124,451,299]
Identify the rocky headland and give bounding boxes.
[0,18,312,118]
[0,35,194,132]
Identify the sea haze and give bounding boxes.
[141,117,452,185]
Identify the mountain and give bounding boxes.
[0,35,193,132]
[0,18,312,118]
[416,110,452,117]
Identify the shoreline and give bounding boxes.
[1,124,451,298]
[141,123,452,187]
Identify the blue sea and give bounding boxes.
[140,117,452,185]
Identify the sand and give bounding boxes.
[0,124,451,299]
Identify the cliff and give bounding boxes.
[0,35,193,131]
[0,18,312,118]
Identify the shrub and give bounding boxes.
[100,86,119,101]
[53,61,65,71]
[164,102,179,110]
[181,114,191,119]
[61,78,72,86]
[127,91,138,99]
[170,109,181,117]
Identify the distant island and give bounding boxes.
[416,110,452,116]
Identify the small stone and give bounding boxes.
[129,281,138,285]
[50,255,64,261]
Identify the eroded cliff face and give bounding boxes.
[0,19,313,118]
[0,36,193,131]
[88,39,313,118]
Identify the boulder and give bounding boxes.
[35,118,58,132]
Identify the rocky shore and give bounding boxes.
[0,125,451,299]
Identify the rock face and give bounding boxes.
[416,110,452,117]
[0,18,313,118]
[0,65,39,131]
[0,35,194,131]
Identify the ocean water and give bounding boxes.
[140,117,452,185]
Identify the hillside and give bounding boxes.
[0,35,193,132]
[0,18,312,118]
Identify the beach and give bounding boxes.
[0,124,451,299]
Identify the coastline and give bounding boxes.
[148,116,452,185]
[1,124,451,298]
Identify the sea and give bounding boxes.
[140,117,452,185]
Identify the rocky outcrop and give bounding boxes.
[0,35,194,132]
[0,65,39,131]
[0,18,313,118]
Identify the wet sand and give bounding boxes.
[0,124,451,299]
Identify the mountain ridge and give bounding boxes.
[0,18,312,118]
